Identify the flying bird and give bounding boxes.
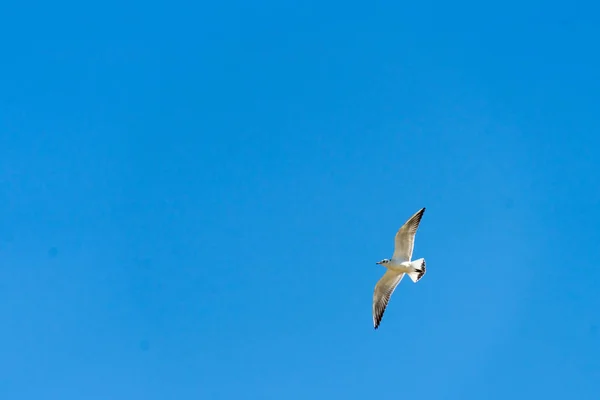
[373,207,427,329]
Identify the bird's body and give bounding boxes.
[381,259,416,273]
[372,207,427,329]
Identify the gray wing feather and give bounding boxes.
[372,270,405,329]
[392,207,425,262]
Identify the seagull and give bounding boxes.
[372,207,427,329]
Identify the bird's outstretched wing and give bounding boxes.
[372,269,405,329]
[392,207,425,262]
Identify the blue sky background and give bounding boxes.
[1,1,599,399]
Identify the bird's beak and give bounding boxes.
[376,261,381,265]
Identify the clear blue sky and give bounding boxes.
[1,1,599,399]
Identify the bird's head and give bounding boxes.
[376,259,390,265]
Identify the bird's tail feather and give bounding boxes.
[407,258,426,283]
